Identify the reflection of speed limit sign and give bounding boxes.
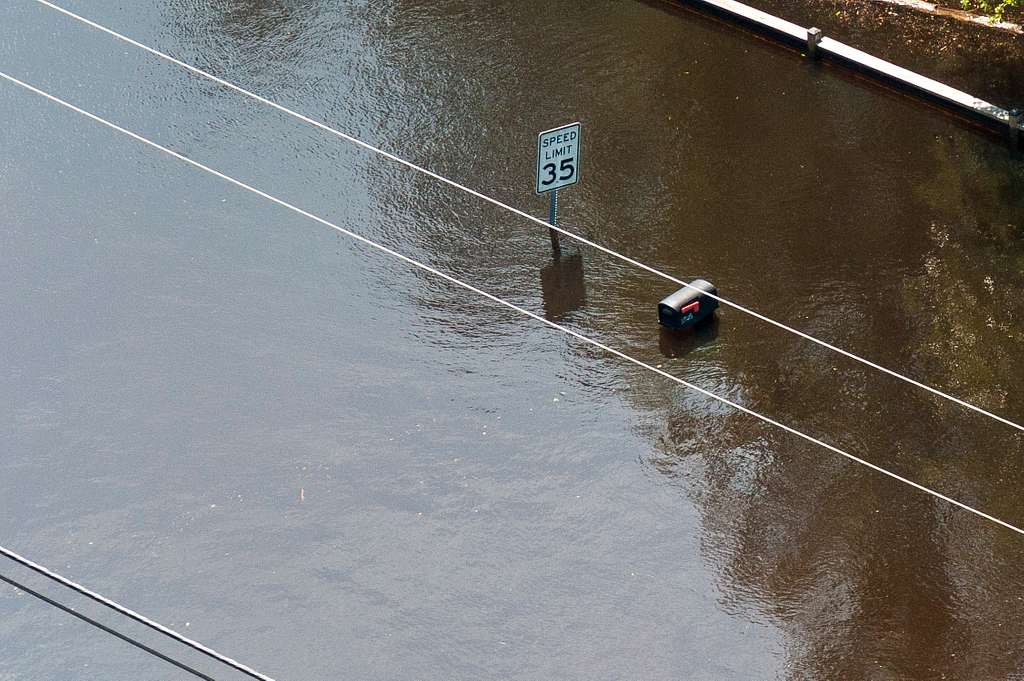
[536,122,581,194]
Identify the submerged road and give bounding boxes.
[1,1,1023,679]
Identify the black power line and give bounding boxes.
[0,545,276,681]
[0,571,215,681]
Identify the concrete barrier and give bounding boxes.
[669,0,1022,148]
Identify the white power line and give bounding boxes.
[0,542,275,680]
[1,69,1020,538]
[29,0,1024,436]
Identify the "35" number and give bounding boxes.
[540,159,575,186]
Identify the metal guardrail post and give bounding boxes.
[1010,109,1023,152]
[807,27,823,59]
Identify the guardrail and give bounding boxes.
[670,0,1023,149]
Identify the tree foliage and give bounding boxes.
[960,0,1020,22]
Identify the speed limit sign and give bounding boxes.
[536,122,581,194]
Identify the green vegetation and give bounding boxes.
[960,0,1020,23]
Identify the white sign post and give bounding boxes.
[535,122,581,255]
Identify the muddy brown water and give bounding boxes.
[1,1,1023,679]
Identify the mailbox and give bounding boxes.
[658,279,719,329]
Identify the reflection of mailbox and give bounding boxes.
[658,279,719,329]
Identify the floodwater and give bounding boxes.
[1,1,1023,679]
